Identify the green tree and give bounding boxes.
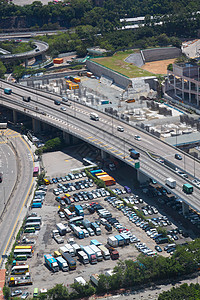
[3,286,10,300]
[0,60,6,78]
[47,284,69,300]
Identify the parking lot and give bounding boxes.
[10,149,195,297]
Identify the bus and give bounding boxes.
[63,208,73,219]
[33,167,39,177]
[24,227,35,233]
[90,112,99,121]
[15,245,33,252]
[15,255,27,261]
[33,288,39,297]
[11,265,29,275]
[26,217,42,224]
[69,216,84,224]
[14,249,32,258]
[25,222,41,230]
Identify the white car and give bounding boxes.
[134,135,141,141]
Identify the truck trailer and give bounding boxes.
[44,254,59,272]
[165,177,176,189]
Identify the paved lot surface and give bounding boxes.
[10,147,193,297]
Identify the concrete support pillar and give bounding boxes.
[137,170,149,184]
[182,78,184,100]
[182,202,189,215]
[32,118,41,133]
[63,131,71,145]
[13,110,17,124]
[25,58,28,68]
[189,81,191,102]
[100,149,107,159]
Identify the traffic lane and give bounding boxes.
[0,140,17,211]
[0,136,33,264]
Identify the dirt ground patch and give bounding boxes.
[141,58,176,75]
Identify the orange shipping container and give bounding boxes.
[87,72,93,77]
[74,77,81,83]
[53,58,63,64]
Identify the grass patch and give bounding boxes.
[92,51,155,78]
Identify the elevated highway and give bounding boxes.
[0,79,200,213]
[0,39,49,66]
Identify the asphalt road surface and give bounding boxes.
[0,130,34,267]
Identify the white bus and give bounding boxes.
[14,249,32,258]
[90,112,99,121]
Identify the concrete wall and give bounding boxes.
[142,47,181,63]
[86,60,131,89]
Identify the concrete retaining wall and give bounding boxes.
[86,60,131,89]
[142,47,181,63]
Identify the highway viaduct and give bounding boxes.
[0,79,200,216]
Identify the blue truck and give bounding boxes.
[90,239,102,247]
[129,149,140,159]
[115,235,125,246]
[44,254,59,272]
[4,88,12,95]
[75,205,84,216]
[31,202,42,208]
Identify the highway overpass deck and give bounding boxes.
[0,79,200,213]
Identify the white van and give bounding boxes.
[117,126,124,132]
[90,112,99,121]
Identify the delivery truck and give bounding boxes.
[90,274,99,286]
[89,245,103,261]
[129,149,140,159]
[77,251,89,264]
[74,277,86,285]
[165,177,176,188]
[115,235,124,246]
[183,183,193,194]
[56,223,67,236]
[71,243,81,255]
[98,245,110,260]
[56,256,69,271]
[107,236,118,247]
[81,246,97,264]
[44,254,59,272]
[64,244,75,256]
